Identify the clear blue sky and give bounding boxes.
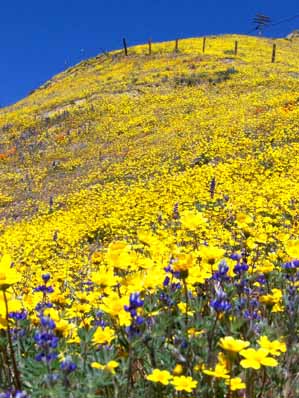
[1,0,299,107]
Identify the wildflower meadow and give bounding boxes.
[1,35,299,397]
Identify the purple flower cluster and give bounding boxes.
[34,274,54,312]
[210,285,231,313]
[212,261,229,282]
[230,253,248,274]
[210,176,216,199]
[60,358,77,374]
[125,292,145,337]
[0,391,28,398]
[173,202,180,220]
[282,260,299,269]
[125,292,144,317]
[8,311,27,321]
[93,311,107,327]
[34,273,54,294]
[34,316,58,363]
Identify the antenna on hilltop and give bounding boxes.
[252,13,272,35]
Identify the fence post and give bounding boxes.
[202,37,206,53]
[234,40,238,56]
[123,38,128,56]
[175,38,179,52]
[271,43,276,63]
[148,38,152,55]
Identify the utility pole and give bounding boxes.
[252,14,271,35]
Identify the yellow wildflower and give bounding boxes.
[92,326,115,345]
[0,255,21,290]
[180,210,207,230]
[285,240,299,259]
[198,246,226,265]
[91,360,119,374]
[257,336,286,356]
[240,348,278,370]
[172,252,195,272]
[219,336,250,352]
[177,302,194,316]
[187,328,204,337]
[226,377,246,391]
[260,288,284,312]
[173,364,183,375]
[171,375,198,392]
[146,369,172,385]
[202,363,230,379]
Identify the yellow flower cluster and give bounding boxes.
[147,369,198,393]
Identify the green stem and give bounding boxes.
[126,344,133,397]
[257,367,267,398]
[0,345,12,387]
[3,290,22,390]
[245,369,255,398]
[183,279,189,327]
[207,314,219,366]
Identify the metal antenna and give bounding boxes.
[252,13,272,35]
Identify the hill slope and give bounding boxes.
[2,34,299,397]
[1,35,299,268]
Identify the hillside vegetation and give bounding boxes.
[1,35,299,397]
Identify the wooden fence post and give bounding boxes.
[234,40,238,56]
[203,37,206,53]
[271,43,276,63]
[175,38,179,52]
[123,38,128,56]
[148,38,152,55]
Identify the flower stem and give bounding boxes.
[3,290,22,390]
[183,279,189,327]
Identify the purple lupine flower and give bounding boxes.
[213,261,229,281]
[233,262,249,274]
[42,273,51,283]
[60,359,77,373]
[209,176,216,199]
[173,202,180,219]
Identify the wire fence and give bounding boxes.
[121,36,282,63]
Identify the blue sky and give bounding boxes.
[1,0,299,107]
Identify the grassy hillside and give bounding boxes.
[1,34,299,397]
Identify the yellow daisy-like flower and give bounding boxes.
[91,360,119,374]
[226,377,246,391]
[202,352,230,379]
[0,291,22,328]
[187,327,205,337]
[171,375,198,392]
[257,336,286,356]
[172,252,195,272]
[219,336,250,353]
[260,288,284,312]
[202,363,230,379]
[100,293,131,326]
[177,302,194,316]
[92,326,115,345]
[198,246,226,265]
[0,255,21,291]
[285,240,299,259]
[180,210,207,230]
[146,369,173,385]
[173,364,184,375]
[240,348,278,370]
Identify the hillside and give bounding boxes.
[1,34,299,397]
[1,34,299,262]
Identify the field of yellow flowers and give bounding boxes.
[1,34,299,397]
